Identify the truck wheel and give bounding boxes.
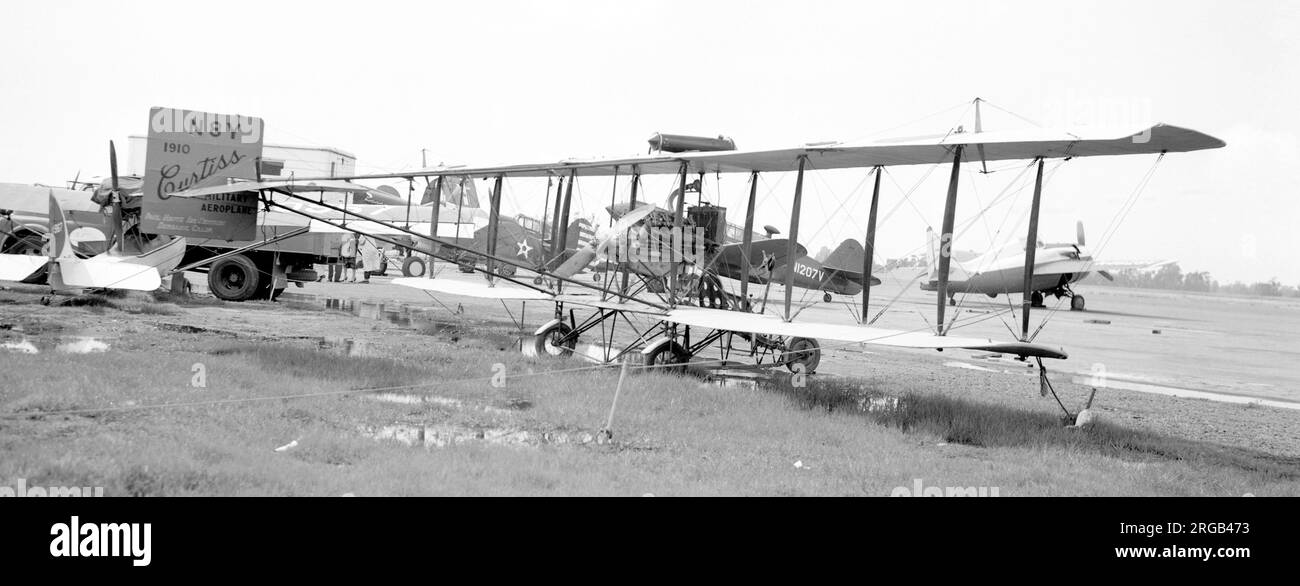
[208,254,261,301]
[401,256,426,278]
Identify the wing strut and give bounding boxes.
[671,161,688,302]
[485,175,504,282]
[783,155,808,321]
[427,176,444,275]
[557,170,576,263]
[620,168,640,295]
[1020,158,1046,340]
[547,175,563,257]
[936,146,964,335]
[861,166,883,324]
[738,170,759,307]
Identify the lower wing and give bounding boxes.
[665,307,1067,359]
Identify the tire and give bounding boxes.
[822,292,832,303]
[208,254,261,301]
[534,322,576,358]
[1070,295,1086,311]
[401,256,426,278]
[785,337,821,374]
[1031,291,1045,308]
[644,341,689,374]
[496,263,516,278]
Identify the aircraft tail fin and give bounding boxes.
[48,191,75,259]
[822,238,866,274]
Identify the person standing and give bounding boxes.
[359,235,381,284]
[341,233,358,283]
[329,233,346,282]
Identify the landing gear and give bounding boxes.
[822,292,832,303]
[784,337,821,374]
[401,256,426,278]
[949,294,957,306]
[1070,295,1086,311]
[534,322,576,357]
[644,341,689,374]
[1030,291,1045,308]
[1047,284,1086,311]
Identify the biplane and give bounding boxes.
[0,143,185,292]
[170,115,1224,386]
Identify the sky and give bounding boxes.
[1,0,1296,284]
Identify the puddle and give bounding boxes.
[1,336,110,354]
[317,336,378,357]
[55,337,109,354]
[2,339,39,354]
[859,395,901,413]
[363,424,593,449]
[362,392,527,416]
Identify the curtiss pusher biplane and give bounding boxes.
[172,115,1224,393]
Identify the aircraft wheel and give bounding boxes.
[534,322,576,358]
[785,337,821,374]
[1031,291,1045,308]
[1070,295,1086,311]
[822,292,832,303]
[208,254,260,301]
[496,263,517,278]
[644,341,689,374]
[533,276,545,286]
[949,296,957,306]
[593,273,603,283]
[401,256,426,278]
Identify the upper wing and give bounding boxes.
[665,307,1067,359]
[289,123,1224,181]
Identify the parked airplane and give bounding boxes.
[921,223,1171,310]
[0,191,181,291]
[0,143,185,292]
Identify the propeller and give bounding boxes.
[1076,220,1086,247]
[551,203,657,279]
[107,141,126,253]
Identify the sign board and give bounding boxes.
[140,107,264,241]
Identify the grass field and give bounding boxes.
[1,285,1296,496]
